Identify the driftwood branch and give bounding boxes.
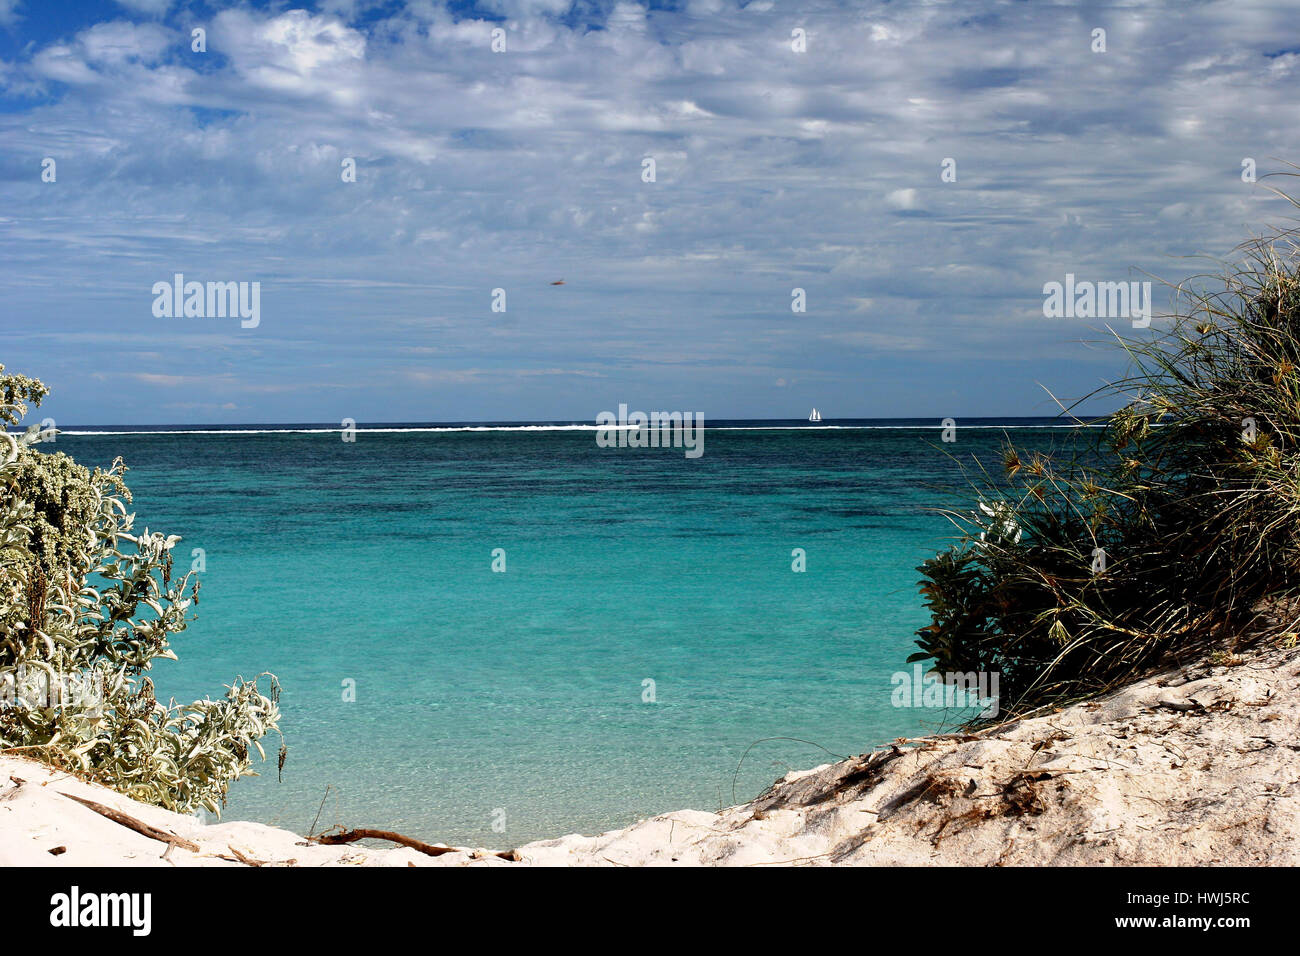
[312,827,516,861]
[227,845,266,866]
[59,792,199,852]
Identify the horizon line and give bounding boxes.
[11,414,1111,435]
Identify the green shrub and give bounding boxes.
[0,363,282,814]
[914,227,1300,716]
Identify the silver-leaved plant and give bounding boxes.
[0,363,282,815]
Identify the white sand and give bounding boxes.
[3,638,1296,867]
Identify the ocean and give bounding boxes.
[53,419,1093,846]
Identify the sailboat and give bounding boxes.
[808,408,822,422]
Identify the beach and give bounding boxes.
[5,628,1293,867]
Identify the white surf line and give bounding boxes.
[29,423,1108,436]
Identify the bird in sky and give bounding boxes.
[551,280,565,285]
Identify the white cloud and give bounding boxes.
[79,21,174,65]
[30,45,99,85]
[886,188,919,211]
[211,9,366,102]
[247,10,365,73]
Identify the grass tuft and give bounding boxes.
[914,208,1300,717]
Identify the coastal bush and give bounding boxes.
[0,364,282,814]
[914,223,1300,716]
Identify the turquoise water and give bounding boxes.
[56,422,1082,846]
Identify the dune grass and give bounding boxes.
[914,209,1300,718]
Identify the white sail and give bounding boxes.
[809,408,821,422]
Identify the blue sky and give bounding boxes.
[1,0,1298,424]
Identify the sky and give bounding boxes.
[1,0,1298,425]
